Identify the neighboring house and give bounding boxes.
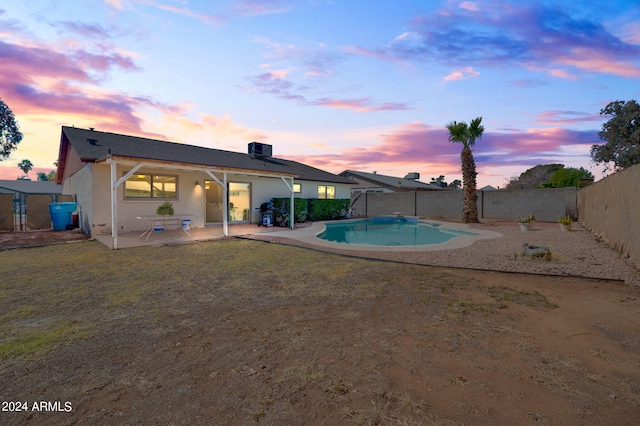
[339,170,450,194]
[56,126,353,248]
[0,180,63,195]
[480,185,498,191]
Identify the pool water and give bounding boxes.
[317,219,476,246]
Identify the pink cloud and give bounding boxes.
[279,122,600,182]
[155,4,226,26]
[52,22,113,40]
[111,0,289,24]
[104,0,124,10]
[245,71,411,112]
[443,66,480,81]
[200,114,268,142]
[313,98,411,113]
[557,52,640,78]
[620,21,640,45]
[233,0,291,16]
[459,1,480,12]
[0,33,174,141]
[534,110,603,126]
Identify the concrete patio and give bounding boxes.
[93,223,288,249]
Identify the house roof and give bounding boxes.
[58,126,353,184]
[0,180,62,194]
[339,170,449,191]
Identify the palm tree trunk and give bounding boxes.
[461,146,479,223]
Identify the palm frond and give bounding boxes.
[467,116,485,147]
[445,121,468,145]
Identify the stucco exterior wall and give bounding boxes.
[61,164,94,235]
[59,144,86,182]
[91,165,208,235]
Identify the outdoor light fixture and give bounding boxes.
[195,180,200,186]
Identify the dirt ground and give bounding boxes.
[1,237,640,425]
[0,230,90,250]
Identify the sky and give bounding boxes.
[1,0,639,188]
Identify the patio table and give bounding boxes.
[137,214,194,240]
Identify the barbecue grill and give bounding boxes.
[257,202,274,227]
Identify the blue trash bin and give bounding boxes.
[49,202,77,231]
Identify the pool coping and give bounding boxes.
[266,218,503,252]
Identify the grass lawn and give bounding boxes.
[1,238,639,425]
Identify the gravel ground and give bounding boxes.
[247,220,640,286]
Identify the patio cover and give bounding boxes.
[102,156,295,250]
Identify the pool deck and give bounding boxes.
[266,219,503,252]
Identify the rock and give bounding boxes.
[523,243,550,258]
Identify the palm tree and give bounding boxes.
[445,117,484,223]
[17,159,33,179]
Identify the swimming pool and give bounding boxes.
[317,218,477,247]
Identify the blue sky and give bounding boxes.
[1,0,639,187]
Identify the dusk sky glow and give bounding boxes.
[1,0,639,187]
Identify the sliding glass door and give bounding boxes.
[205,180,251,223]
[228,182,250,222]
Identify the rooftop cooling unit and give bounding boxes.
[404,172,420,180]
[248,142,272,158]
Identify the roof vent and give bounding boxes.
[248,142,272,158]
[87,138,98,145]
[404,172,420,180]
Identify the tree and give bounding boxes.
[47,170,57,181]
[0,98,24,161]
[18,159,33,179]
[449,179,462,189]
[591,100,640,172]
[544,167,594,188]
[505,164,564,189]
[430,175,447,187]
[445,116,484,223]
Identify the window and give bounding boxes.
[317,185,335,199]
[125,173,177,199]
[293,183,301,193]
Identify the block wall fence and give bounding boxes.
[578,163,640,270]
[350,187,577,222]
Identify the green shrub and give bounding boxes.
[271,198,308,223]
[270,198,350,222]
[307,199,350,221]
[156,201,174,216]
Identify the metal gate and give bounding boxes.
[0,193,75,231]
[0,194,13,231]
[26,194,54,230]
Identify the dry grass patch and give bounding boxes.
[1,238,639,425]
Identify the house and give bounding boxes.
[56,126,353,248]
[0,179,63,195]
[339,170,450,194]
[480,185,498,191]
